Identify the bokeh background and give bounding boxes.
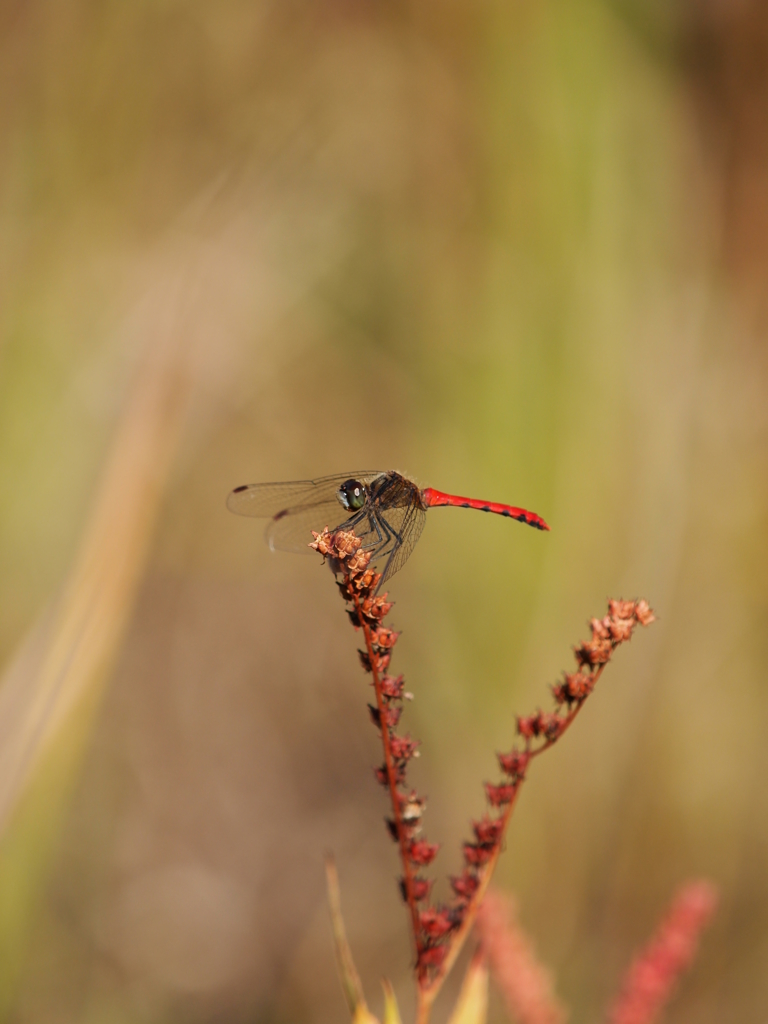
[1,1,767,1022]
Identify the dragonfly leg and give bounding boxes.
[367,511,385,548]
[372,509,401,555]
[380,514,404,549]
[342,505,405,586]
[338,508,370,534]
[336,508,389,557]
[378,535,405,589]
[369,513,406,585]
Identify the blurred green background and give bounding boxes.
[1,1,767,1022]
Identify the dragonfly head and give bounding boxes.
[337,478,367,512]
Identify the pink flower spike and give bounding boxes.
[607,879,718,1024]
[476,889,566,1024]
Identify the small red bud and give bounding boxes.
[634,599,655,626]
[498,749,529,778]
[451,871,480,900]
[473,816,503,846]
[609,617,634,642]
[590,616,611,640]
[463,842,493,866]
[380,674,405,699]
[574,637,612,667]
[418,945,447,970]
[409,839,440,866]
[419,907,454,940]
[390,734,420,762]
[450,868,481,901]
[381,706,402,728]
[408,876,432,901]
[517,715,536,739]
[485,782,517,807]
[538,712,564,741]
[609,599,637,621]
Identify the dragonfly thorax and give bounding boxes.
[337,478,367,512]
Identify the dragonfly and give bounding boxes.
[227,471,549,585]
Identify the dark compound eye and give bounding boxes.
[337,478,366,511]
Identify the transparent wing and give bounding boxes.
[263,491,392,556]
[378,503,427,583]
[228,470,427,583]
[226,472,385,518]
[264,502,355,553]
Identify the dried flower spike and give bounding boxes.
[313,527,656,1024]
[311,527,439,973]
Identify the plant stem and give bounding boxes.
[352,589,423,963]
[416,665,607,1011]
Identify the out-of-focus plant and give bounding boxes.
[308,528,712,1024]
[476,884,717,1024]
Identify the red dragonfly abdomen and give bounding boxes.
[421,487,550,531]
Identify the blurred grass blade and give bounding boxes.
[353,1009,382,1024]
[0,278,210,1005]
[0,331,190,830]
[446,950,489,1024]
[326,855,379,1022]
[381,979,403,1024]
